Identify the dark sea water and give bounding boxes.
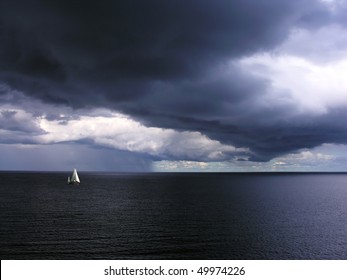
[1,172,347,260]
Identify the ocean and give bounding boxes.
[0,172,346,259]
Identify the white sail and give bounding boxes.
[73,169,80,183]
[68,168,80,184]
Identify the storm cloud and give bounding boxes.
[1,0,347,170]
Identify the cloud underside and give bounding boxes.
[1,0,347,170]
[0,100,248,162]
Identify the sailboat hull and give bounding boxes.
[68,180,80,185]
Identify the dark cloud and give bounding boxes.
[0,0,321,86]
[1,0,347,164]
[0,29,65,81]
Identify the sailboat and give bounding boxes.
[67,168,80,185]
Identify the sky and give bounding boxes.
[1,0,347,172]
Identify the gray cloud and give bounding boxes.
[1,0,347,166]
[0,0,325,92]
